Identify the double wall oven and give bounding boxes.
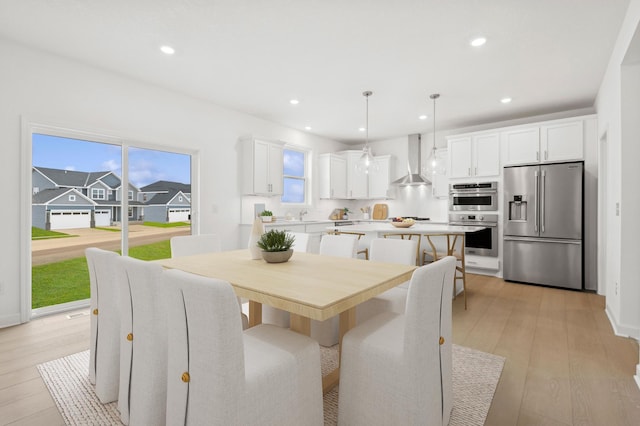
[449,182,499,258]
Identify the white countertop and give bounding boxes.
[325,222,485,234]
[241,219,450,227]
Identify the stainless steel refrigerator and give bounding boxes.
[503,162,583,290]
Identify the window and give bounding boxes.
[282,148,307,203]
[128,190,134,201]
[91,188,105,200]
[68,195,76,201]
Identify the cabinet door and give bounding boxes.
[541,121,583,162]
[346,152,368,199]
[331,155,347,199]
[369,155,393,199]
[268,143,284,194]
[473,134,500,176]
[253,140,270,194]
[502,127,540,165]
[448,137,472,178]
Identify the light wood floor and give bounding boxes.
[1,274,639,425]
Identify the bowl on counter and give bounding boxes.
[391,220,415,228]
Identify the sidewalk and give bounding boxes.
[32,225,190,265]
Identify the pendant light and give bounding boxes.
[356,90,379,174]
[424,93,445,177]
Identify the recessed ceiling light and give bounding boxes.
[470,37,487,47]
[501,97,512,104]
[358,127,366,132]
[304,126,312,131]
[160,45,175,55]
[419,115,428,120]
[289,99,300,105]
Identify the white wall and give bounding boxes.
[595,0,640,340]
[0,39,347,327]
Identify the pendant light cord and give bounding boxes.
[430,93,439,155]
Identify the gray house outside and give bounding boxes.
[32,167,190,230]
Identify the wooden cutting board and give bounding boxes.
[372,203,388,220]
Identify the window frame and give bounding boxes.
[281,145,310,205]
[91,187,105,200]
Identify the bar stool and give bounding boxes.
[382,233,422,266]
[422,233,467,309]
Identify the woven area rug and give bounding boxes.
[38,344,504,426]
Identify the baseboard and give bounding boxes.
[0,313,23,329]
[31,299,90,319]
[605,305,640,339]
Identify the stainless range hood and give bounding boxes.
[392,133,431,186]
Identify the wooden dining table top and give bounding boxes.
[157,249,417,322]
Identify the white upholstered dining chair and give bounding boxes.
[355,237,417,324]
[85,247,121,403]
[261,231,312,328]
[171,233,249,329]
[116,255,168,426]
[309,233,359,347]
[338,256,457,426]
[163,268,324,426]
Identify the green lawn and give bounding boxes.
[32,227,75,240]
[143,221,190,228]
[31,240,172,309]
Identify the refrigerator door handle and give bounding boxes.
[541,169,546,233]
[504,236,582,244]
[534,170,539,232]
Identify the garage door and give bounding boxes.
[95,210,111,227]
[168,208,190,222]
[50,210,91,230]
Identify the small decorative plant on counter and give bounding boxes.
[342,207,350,220]
[260,210,274,222]
[256,229,295,263]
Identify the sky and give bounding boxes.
[32,133,191,188]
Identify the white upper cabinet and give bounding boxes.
[368,155,394,199]
[345,151,368,199]
[541,121,584,162]
[502,120,584,166]
[501,127,540,165]
[318,153,347,199]
[242,139,284,196]
[448,133,499,179]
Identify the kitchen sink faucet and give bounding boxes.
[299,209,308,221]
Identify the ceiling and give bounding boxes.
[0,0,630,143]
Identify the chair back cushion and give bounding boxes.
[85,248,121,402]
[369,238,417,266]
[171,234,221,257]
[404,256,456,424]
[288,232,311,253]
[117,256,167,426]
[319,234,358,258]
[164,269,246,425]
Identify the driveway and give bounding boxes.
[31,225,191,265]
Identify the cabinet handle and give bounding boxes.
[468,168,471,176]
[536,152,539,161]
[474,167,477,176]
[544,150,548,160]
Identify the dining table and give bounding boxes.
[157,248,417,392]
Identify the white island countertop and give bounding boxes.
[325,222,486,234]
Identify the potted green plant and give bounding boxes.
[260,210,274,222]
[342,207,350,220]
[256,229,295,263]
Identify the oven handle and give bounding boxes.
[449,222,497,227]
